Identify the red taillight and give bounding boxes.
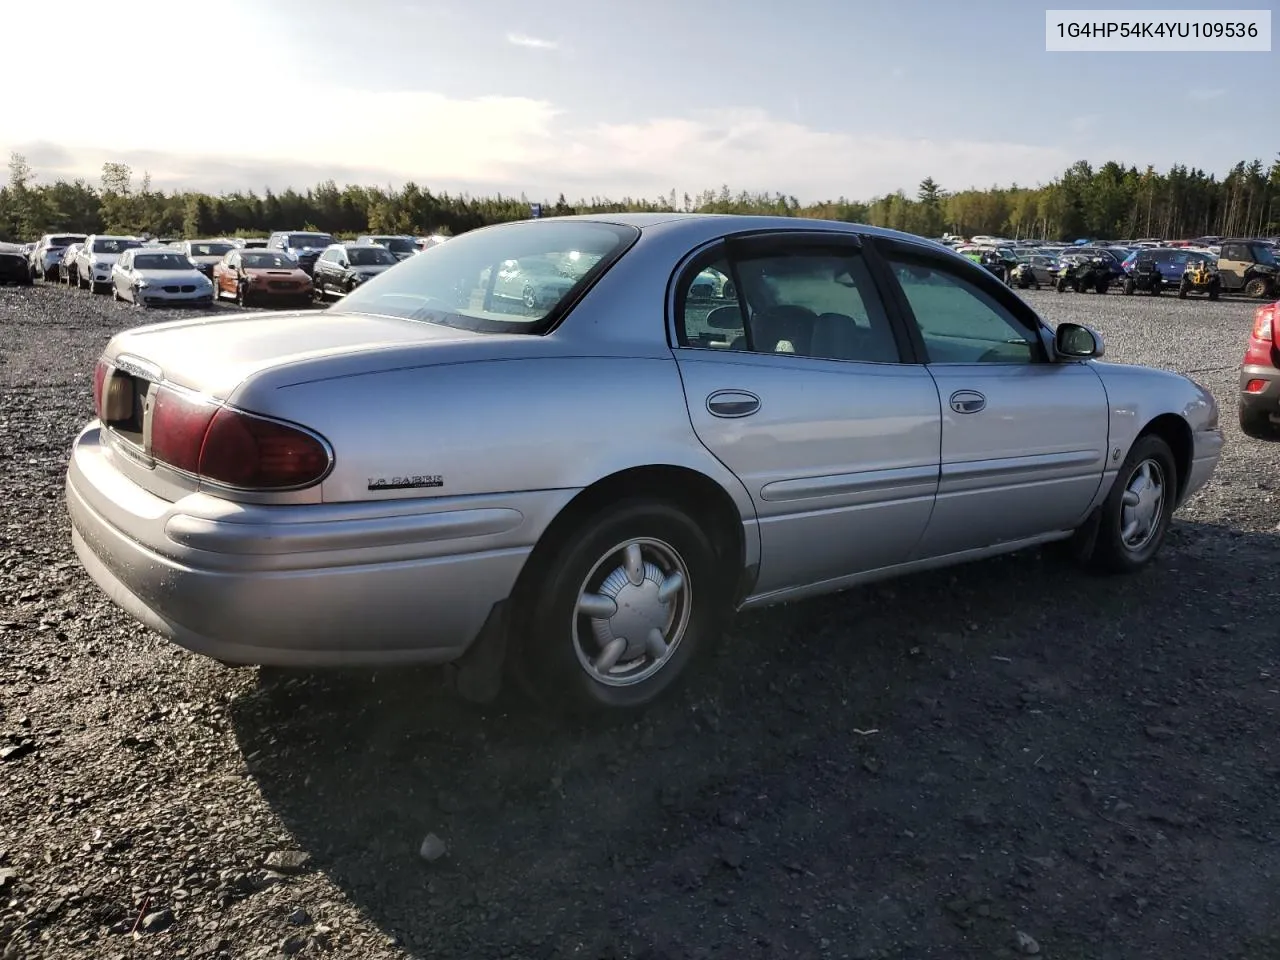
[1251,303,1276,343]
[199,407,331,489]
[1243,302,1280,368]
[150,388,218,474]
[148,385,331,490]
[1244,379,1268,394]
[92,358,108,419]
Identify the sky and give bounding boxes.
[3,0,1275,203]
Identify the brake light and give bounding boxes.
[1243,302,1279,368]
[148,385,331,489]
[150,388,218,474]
[199,407,331,488]
[1251,303,1276,343]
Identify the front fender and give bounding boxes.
[1088,360,1220,499]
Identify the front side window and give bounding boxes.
[677,241,901,364]
[330,220,637,334]
[889,254,1040,364]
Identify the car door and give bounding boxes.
[1216,242,1250,291]
[874,239,1109,560]
[671,232,941,597]
[113,249,130,296]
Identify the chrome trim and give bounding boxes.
[941,450,1101,483]
[760,464,940,502]
[164,506,524,555]
[111,354,162,383]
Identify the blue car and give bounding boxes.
[1121,248,1214,285]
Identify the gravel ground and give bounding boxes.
[1,281,1278,960]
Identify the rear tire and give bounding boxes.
[1086,434,1177,575]
[1243,277,1269,299]
[1123,278,1135,295]
[513,498,728,717]
[1178,280,1189,299]
[1240,405,1280,440]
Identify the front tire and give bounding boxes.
[1123,278,1135,295]
[514,499,727,716]
[1087,434,1177,574]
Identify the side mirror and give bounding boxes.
[1055,322,1105,359]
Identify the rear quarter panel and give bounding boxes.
[228,354,757,522]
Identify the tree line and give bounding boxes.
[2,152,1278,244]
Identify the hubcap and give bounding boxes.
[572,538,692,687]
[1120,458,1165,552]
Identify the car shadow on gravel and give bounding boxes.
[230,520,1280,959]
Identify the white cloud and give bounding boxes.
[506,32,558,50]
[1186,87,1225,102]
[3,100,1076,202]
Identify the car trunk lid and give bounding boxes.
[104,310,482,400]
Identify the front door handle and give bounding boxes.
[707,389,761,418]
[949,389,986,414]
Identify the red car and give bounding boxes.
[1240,300,1280,439]
[212,249,313,307]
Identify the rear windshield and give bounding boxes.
[134,253,193,270]
[243,252,295,269]
[349,247,398,266]
[287,234,334,249]
[50,235,85,247]
[189,242,234,257]
[331,220,639,334]
[92,238,141,254]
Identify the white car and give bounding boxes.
[75,235,143,293]
[30,234,86,281]
[177,239,238,279]
[110,248,214,307]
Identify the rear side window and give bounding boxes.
[676,239,901,364]
[330,220,638,334]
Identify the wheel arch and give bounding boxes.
[512,463,752,608]
[1136,412,1192,502]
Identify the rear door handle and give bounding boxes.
[949,390,986,414]
[707,389,761,418]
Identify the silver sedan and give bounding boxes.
[65,214,1223,715]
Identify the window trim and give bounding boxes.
[667,229,917,366]
[871,237,1052,365]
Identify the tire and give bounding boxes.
[513,498,728,716]
[1242,277,1269,299]
[236,281,250,308]
[313,280,326,303]
[1239,405,1280,440]
[111,283,120,301]
[1032,280,1040,290]
[1087,434,1177,574]
[1055,278,1068,293]
[1123,278,1135,295]
[1178,281,1189,299]
[1095,279,1109,295]
[1208,281,1220,301]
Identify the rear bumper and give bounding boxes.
[0,260,28,281]
[1239,364,1280,418]
[66,424,563,666]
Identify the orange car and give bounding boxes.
[212,249,314,307]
